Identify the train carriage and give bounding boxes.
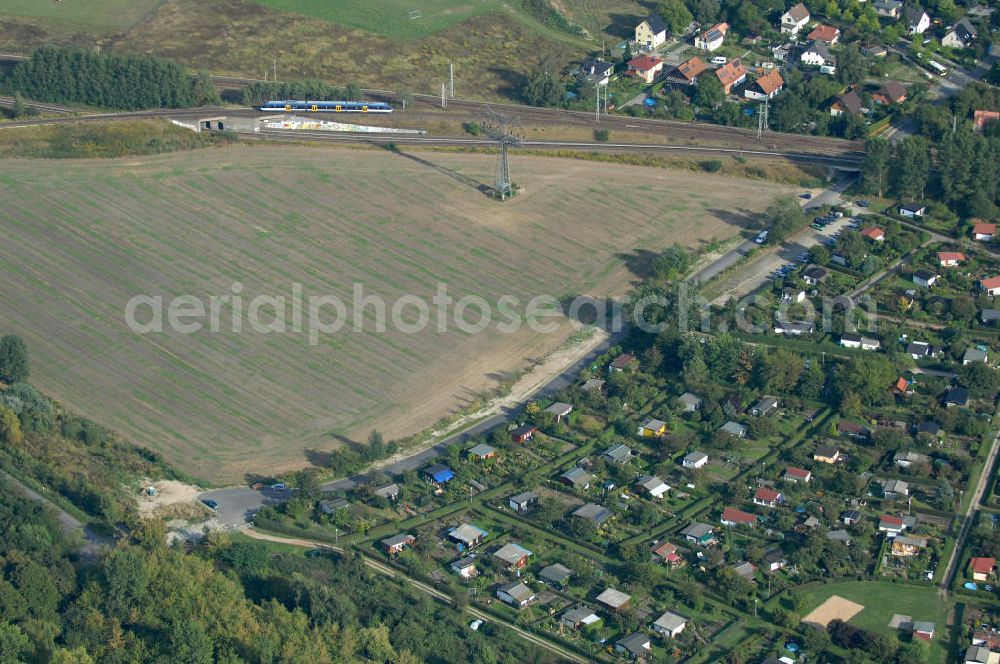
[256,100,393,113]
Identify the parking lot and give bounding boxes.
[710,209,857,305]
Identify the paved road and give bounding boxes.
[940,426,1000,592]
[201,327,625,527]
[706,176,858,305]
[0,469,112,558]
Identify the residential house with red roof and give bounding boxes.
[783,467,812,483]
[807,24,840,44]
[745,69,784,101]
[668,56,707,86]
[981,276,1000,297]
[715,60,747,94]
[970,557,996,581]
[973,222,996,241]
[878,514,906,536]
[721,507,757,527]
[974,110,1000,132]
[651,540,684,566]
[860,226,885,242]
[627,55,665,84]
[938,252,966,267]
[753,487,784,507]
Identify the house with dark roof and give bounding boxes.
[511,423,538,443]
[609,353,637,372]
[561,606,600,629]
[580,58,615,86]
[945,386,970,407]
[681,522,716,545]
[720,421,748,438]
[899,202,927,217]
[943,18,976,48]
[451,555,478,579]
[873,0,902,18]
[539,563,573,588]
[635,14,668,49]
[423,463,455,483]
[803,266,828,285]
[319,498,350,515]
[508,491,538,513]
[750,396,779,417]
[573,503,613,526]
[873,81,907,105]
[374,483,400,500]
[616,632,651,659]
[382,532,416,555]
[602,443,633,464]
[904,7,930,35]
[497,581,536,607]
[559,467,592,489]
[830,90,864,116]
[682,451,708,468]
[913,268,938,288]
[814,445,842,464]
[801,41,836,68]
[963,347,988,365]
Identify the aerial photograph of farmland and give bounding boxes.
[0,0,999,662]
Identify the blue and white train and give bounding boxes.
[256,100,393,113]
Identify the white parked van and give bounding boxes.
[711,56,727,65]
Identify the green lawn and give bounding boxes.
[247,0,505,39]
[790,580,951,662]
[0,0,162,32]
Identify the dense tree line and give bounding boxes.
[241,80,362,106]
[3,47,219,111]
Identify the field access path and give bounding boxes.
[939,426,1000,595]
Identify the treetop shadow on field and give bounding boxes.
[486,67,528,102]
[707,207,761,230]
[378,143,494,197]
[616,248,661,282]
[605,13,644,40]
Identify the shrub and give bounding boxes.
[594,128,610,142]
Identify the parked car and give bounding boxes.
[856,200,869,208]
[800,192,813,199]
[201,499,219,510]
[271,483,287,491]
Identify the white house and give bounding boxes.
[980,277,1000,297]
[695,23,729,51]
[682,451,708,469]
[912,269,938,288]
[580,58,615,86]
[801,41,836,68]
[899,202,927,218]
[973,222,996,241]
[635,14,668,49]
[745,69,785,101]
[652,611,689,638]
[943,18,976,49]
[840,333,880,351]
[781,2,810,35]
[904,7,931,35]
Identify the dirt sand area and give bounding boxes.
[803,595,866,627]
[137,480,204,516]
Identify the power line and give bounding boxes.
[483,109,524,200]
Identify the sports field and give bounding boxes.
[0,145,788,481]
[790,581,950,661]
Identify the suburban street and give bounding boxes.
[940,427,1000,593]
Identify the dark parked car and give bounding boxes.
[201,499,219,510]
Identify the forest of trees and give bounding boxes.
[0,479,550,663]
[3,47,220,111]
[861,84,1000,220]
[240,81,363,106]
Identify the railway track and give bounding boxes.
[255,127,862,168]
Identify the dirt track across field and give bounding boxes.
[803,595,865,627]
